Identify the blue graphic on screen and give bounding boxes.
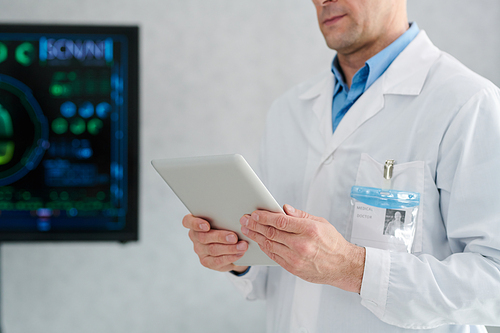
[0,26,137,239]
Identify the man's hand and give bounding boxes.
[240,205,365,293]
[182,214,249,273]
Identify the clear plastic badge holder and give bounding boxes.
[349,186,420,253]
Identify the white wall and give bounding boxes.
[0,1,499,332]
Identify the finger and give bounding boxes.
[240,215,287,245]
[242,226,292,259]
[258,246,289,270]
[189,229,240,245]
[283,204,326,223]
[194,240,248,257]
[248,210,306,234]
[182,214,210,231]
[199,253,246,272]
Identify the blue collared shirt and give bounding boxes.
[331,22,420,132]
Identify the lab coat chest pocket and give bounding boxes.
[354,153,425,253]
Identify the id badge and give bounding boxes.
[348,186,420,253]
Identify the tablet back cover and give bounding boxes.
[152,154,282,266]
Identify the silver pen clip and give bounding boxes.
[384,160,395,180]
[383,160,395,189]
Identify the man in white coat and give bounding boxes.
[183,0,500,331]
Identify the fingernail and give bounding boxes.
[251,212,259,222]
[285,204,295,214]
[240,216,249,226]
[199,223,209,231]
[236,242,247,251]
[241,226,249,235]
[226,234,237,243]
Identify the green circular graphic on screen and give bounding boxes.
[87,118,103,135]
[0,104,14,165]
[0,74,49,186]
[52,117,68,134]
[15,42,35,66]
[70,118,86,135]
[0,43,7,64]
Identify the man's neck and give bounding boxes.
[338,23,409,88]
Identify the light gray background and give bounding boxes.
[1,1,500,332]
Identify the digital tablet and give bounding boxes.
[151,154,283,266]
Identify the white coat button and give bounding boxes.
[299,327,308,333]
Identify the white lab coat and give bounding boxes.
[228,31,500,332]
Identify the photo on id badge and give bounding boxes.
[383,209,406,236]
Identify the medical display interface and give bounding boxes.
[0,26,138,240]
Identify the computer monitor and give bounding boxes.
[0,24,139,242]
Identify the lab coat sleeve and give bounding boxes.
[226,266,269,301]
[360,87,500,328]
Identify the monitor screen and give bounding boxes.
[0,24,139,242]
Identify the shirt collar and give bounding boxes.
[331,56,347,94]
[331,22,420,93]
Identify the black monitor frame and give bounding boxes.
[0,24,139,243]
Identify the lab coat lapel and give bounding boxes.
[323,79,385,162]
[299,71,335,144]
[311,30,440,164]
